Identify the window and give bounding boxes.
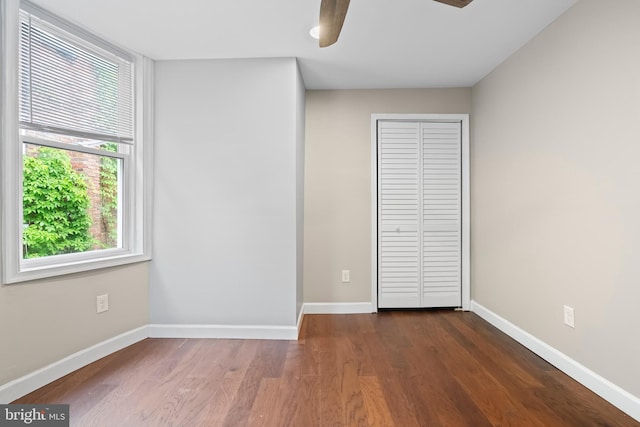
[1,0,153,283]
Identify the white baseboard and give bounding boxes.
[148,324,298,340]
[471,301,640,422]
[296,304,305,337]
[303,302,374,314]
[0,325,148,404]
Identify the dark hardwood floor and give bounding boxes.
[14,311,638,426]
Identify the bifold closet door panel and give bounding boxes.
[377,121,420,308]
[378,120,462,309]
[421,122,461,307]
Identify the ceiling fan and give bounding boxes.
[318,0,474,47]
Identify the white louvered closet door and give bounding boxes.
[377,122,420,307]
[378,121,462,308]
[421,122,461,307]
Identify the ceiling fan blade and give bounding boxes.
[433,0,474,8]
[319,0,350,48]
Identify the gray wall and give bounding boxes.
[471,0,640,397]
[0,264,148,386]
[151,58,302,327]
[304,89,471,303]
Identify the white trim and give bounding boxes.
[21,136,128,159]
[1,0,21,285]
[370,117,378,311]
[471,301,640,422]
[0,325,148,404]
[296,304,305,337]
[303,302,374,314]
[370,114,471,311]
[148,324,299,341]
[460,118,470,310]
[139,56,154,262]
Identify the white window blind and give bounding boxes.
[19,8,134,144]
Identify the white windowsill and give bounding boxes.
[5,252,151,284]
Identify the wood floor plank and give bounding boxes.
[535,370,637,427]
[436,314,573,426]
[260,342,306,426]
[199,371,246,426]
[427,315,548,426]
[464,312,556,373]
[394,312,475,427]
[246,378,281,426]
[294,375,322,426]
[358,376,395,427]
[340,359,368,426]
[119,339,208,426]
[361,330,422,427]
[11,312,638,427]
[443,313,544,388]
[299,317,321,377]
[220,341,277,427]
[402,319,492,427]
[318,336,344,426]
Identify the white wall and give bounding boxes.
[304,89,471,303]
[151,58,302,328]
[472,0,640,398]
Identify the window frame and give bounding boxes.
[1,0,153,284]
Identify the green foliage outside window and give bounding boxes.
[99,143,119,248]
[23,146,93,258]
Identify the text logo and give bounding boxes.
[0,405,69,426]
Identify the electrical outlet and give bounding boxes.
[341,270,350,283]
[97,294,109,313]
[563,305,574,328]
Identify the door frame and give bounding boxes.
[370,114,470,312]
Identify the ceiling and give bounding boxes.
[30,0,577,90]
